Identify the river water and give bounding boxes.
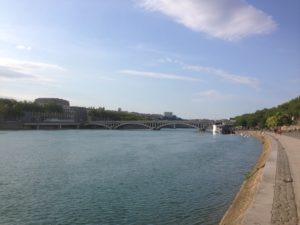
[0,129,261,225]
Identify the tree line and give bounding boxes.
[0,98,63,120]
[234,96,300,129]
[88,108,146,121]
[0,98,147,122]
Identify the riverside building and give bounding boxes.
[33,98,87,122]
[34,98,70,109]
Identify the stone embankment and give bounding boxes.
[219,131,271,225]
[220,131,300,225]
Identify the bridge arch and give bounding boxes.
[85,123,111,129]
[156,122,199,130]
[114,122,152,129]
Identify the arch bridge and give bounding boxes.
[86,120,213,130]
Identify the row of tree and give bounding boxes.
[1,98,149,122]
[234,96,300,129]
[0,98,63,120]
[88,108,146,121]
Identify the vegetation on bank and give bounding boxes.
[0,98,148,121]
[234,96,300,129]
[88,108,146,121]
[0,98,63,120]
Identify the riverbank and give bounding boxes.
[219,131,271,225]
[220,131,300,224]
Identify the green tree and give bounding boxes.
[266,116,278,129]
[234,96,300,129]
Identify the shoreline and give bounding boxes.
[219,131,271,225]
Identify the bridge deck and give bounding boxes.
[23,120,213,130]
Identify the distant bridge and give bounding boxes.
[23,120,214,130]
[86,120,213,130]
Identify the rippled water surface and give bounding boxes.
[0,129,261,225]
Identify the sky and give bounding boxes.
[0,0,299,119]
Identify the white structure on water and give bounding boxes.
[212,124,217,135]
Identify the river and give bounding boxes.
[0,129,261,225]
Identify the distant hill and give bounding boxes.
[234,96,300,129]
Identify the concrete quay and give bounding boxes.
[277,134,300,224]
[244,133,300,225]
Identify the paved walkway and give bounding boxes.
[244,133,300,225]
[243,133,278,225]
[277,134,300,224]
[271,136,298,225]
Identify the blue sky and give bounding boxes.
[0,0,299,119]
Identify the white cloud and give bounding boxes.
[183,64,258,86]
[137,0,276,41]
[0,58,65,73]
[195,89,222,98]
[0,58,65,82]
[192,89,234,102]
[159,58,259,87]
[0,66,35,80]
[16,45,32,51]
[119,69,201,81]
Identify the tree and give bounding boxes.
[276,112,291,126]
[266,116,278,129]
[234,96,300,129]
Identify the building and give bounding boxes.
[70,106,88,122]
[164,112,176,120]
[149,114,164,120]
[34,98,70,109]
[164,112,173,118]
[34,98,74,122]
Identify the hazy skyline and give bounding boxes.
[0,0,299,119]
